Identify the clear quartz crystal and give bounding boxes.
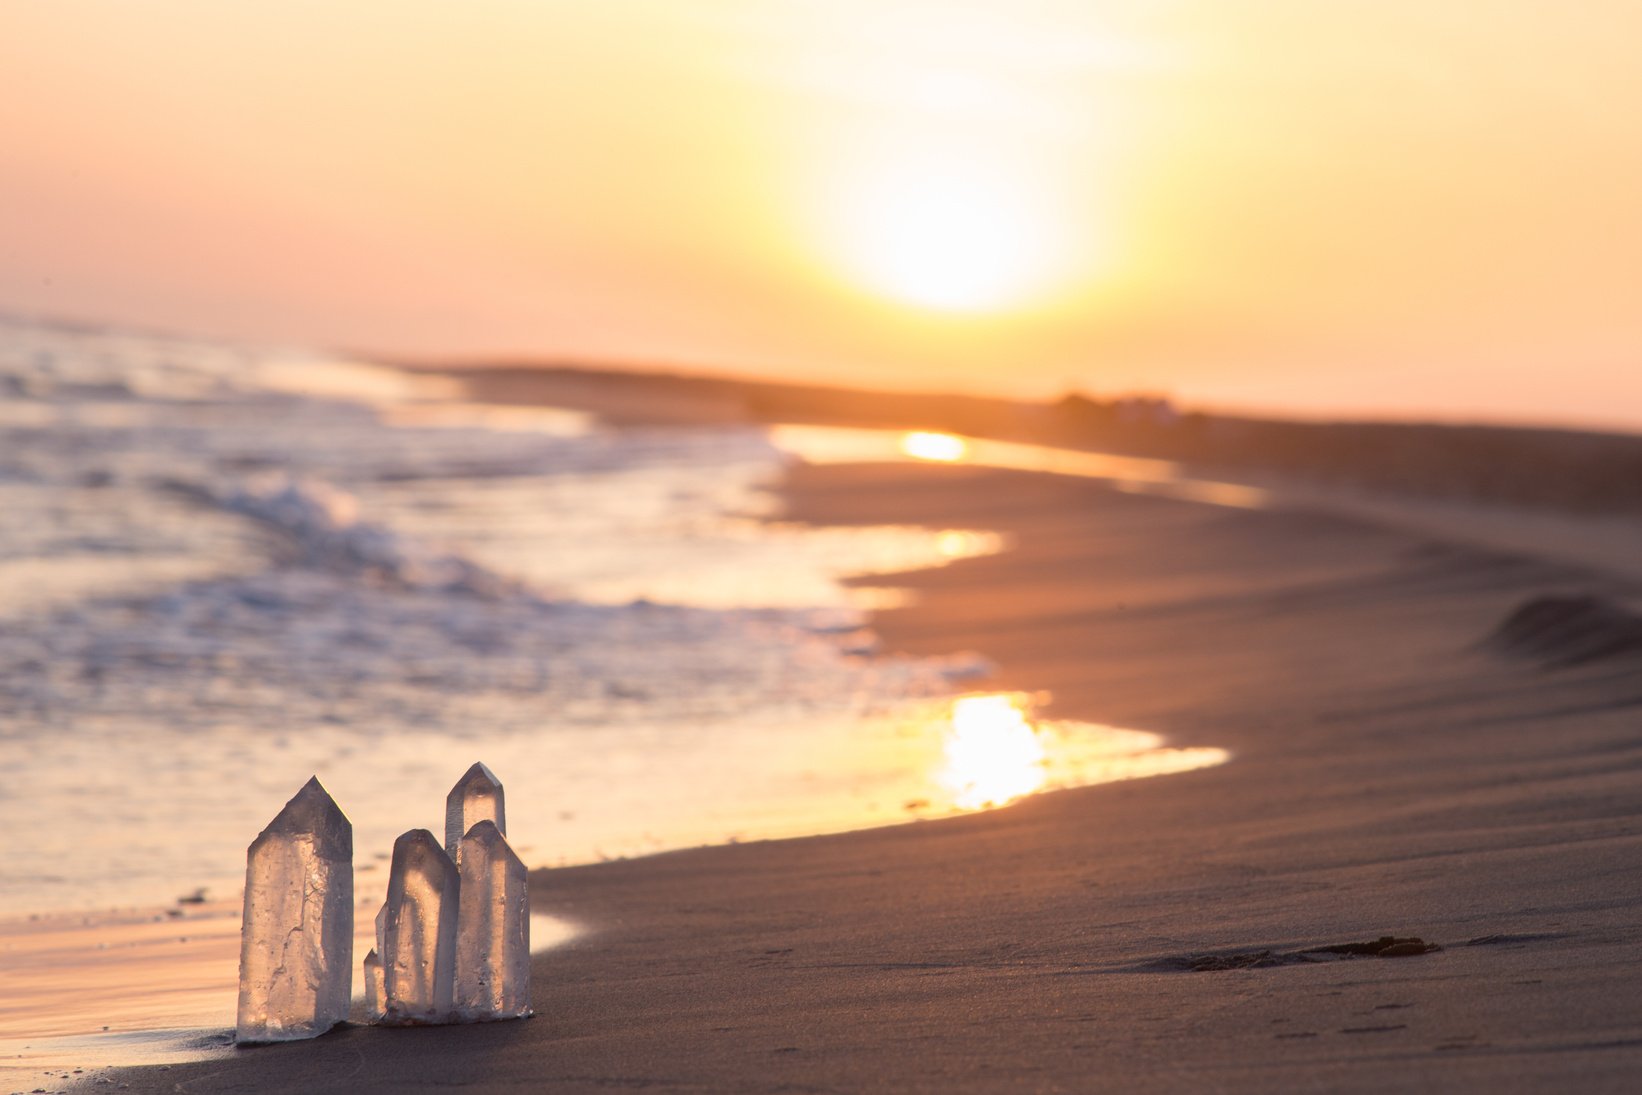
[381,828,460,1024]
[454,820,532,1021]
[367,901,388,1021]
[445,762,506,856]
[235,777,353,1044]
[363,948,385,1021]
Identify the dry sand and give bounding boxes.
[101,460,1642,1093]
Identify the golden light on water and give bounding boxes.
[900,431,968,462]
[934,529,988,558]
[938,695,1049,809]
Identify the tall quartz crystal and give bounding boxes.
[235,777,353,1044]
[445,762,505,856]
[454,819,532,1020]
[381,828,460,1024]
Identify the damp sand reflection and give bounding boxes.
[770,425,1274,510]
[667,691,1228,841]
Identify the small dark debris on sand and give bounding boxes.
[1306,936,1438,958]
[1149,936,1441,972]
[1466,932,1567,947]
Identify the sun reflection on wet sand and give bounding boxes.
[901,430,969,462]
[926,692,1228,815]
[772,425,1273,510]
[938,695,1048,808]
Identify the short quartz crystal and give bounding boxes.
[235,777,353,1043]
[366,901,388,1021]
[454,819,532,1020]
[363,948,385,1021]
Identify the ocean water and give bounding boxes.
[0,317,1224,921]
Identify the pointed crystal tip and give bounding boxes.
[459,818,524,874]
[452,762,503,792]
[393,827,449,857]
[446,763,506,852]
[254,777,351,860]
[461,818,506,847]
[390,828,457,884]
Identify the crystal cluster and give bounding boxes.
[236,764,530,1042]
[235,777,354,1044]
[376,764,531,1024]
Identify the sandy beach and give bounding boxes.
[90,453,1642,1093]
[12,6,1642,1091]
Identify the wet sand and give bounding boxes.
[101,459,1642,1092]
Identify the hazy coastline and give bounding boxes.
[411,358,1642,516]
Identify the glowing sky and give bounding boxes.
[3,2,1640,428]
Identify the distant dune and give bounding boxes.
[1487,594,1642,668]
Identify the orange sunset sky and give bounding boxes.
[3,2,1640,429]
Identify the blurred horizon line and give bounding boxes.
[7,304,1641,440]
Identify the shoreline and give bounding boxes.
[2,420,1235,1084]
[86,451,1642,1091]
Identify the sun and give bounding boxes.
[831,155,1060,313]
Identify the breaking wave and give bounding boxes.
[215,474,523,599]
